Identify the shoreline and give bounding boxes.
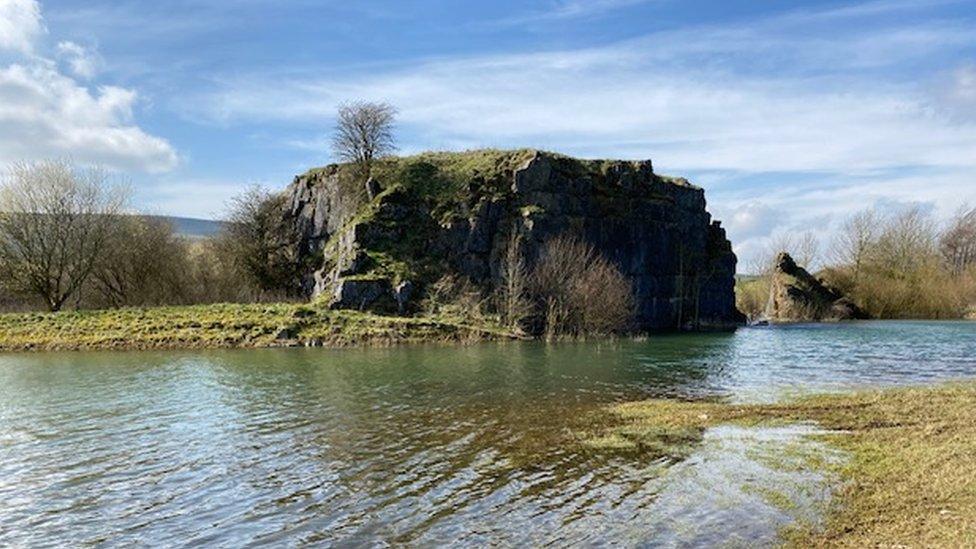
[585,382,976,546]
[0,303,520,353]
[1,305,970,354]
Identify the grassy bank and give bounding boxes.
[586,383,976,547]
[0,303,517,352]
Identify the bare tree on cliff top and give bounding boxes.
[332,101,398,180]
[0,160,129,311]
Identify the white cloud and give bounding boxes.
[724,202,777,242]
[0,0,43,54]
[0,62,178,171]
[57,40,100,79]
[0,0,177,172]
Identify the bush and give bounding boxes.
[817,206,975,319]
[531,235,635,339]
[219,186,307,297]
[422,274,488,324]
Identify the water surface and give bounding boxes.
[1,321,973,546]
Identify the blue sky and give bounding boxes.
[1,0,975,269]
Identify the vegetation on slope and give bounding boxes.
[585,383,976,546]
[0,303,516,352]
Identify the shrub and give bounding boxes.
[531,235,635,339]
[219,186,307,297]
[88,217,192,308]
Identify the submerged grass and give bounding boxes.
[0,303,516,352]
[585,383,976,547]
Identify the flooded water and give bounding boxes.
[1,321,974,546]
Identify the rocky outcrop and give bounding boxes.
[278,150,745,331]
[765,252,868,322]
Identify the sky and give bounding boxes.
[1,0,975,271]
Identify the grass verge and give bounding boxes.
[0,303,517,352]
[585,383,976,547]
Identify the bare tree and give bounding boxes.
[872,206,938,276]
[940,206,976,274]
[831,209,879,284]
[531,235,635,338]
[90,217,191,308]
[496,230,532,331]
[332,101,398,180]
[753,230,821,274]
[0,160,128,311]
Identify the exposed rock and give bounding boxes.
[365,177,381,200]
[765,252,869,322]
[329,278,395,312]
[394,281,414,314]
[274,326,295,340]
[278,150,745,331]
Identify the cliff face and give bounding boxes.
[765,252,868,322]
[280,150,745,331]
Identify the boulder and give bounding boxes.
[365,177,382,200]
[765,253,869,322]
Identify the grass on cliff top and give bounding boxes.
[305,149,693,208]
[585,383,976,547]
[0,303,515,352]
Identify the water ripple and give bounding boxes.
[0,321,974,546]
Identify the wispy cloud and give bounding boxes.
[498,0,655,25]
[194,22,976,174]
[187,0,976,267]
[56,40,100,79]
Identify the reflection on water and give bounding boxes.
[0,321,973,546]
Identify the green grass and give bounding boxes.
[0,302,517,352]
[585,383,976,547]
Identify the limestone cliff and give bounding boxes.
[279,150,745,331]
[765,252,868,322]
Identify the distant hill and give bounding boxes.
[145,216,225,239]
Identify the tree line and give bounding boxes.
[737,206,976,320]
[0,160,294,312]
